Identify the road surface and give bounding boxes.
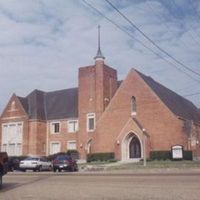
[1,172,200,200]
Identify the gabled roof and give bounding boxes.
[15,68,199,123]
[17,88,78,120]
[136,70,200,123]
[45,88,78,120]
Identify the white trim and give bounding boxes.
[67,140,77,150]
[67,120,78,133]
[1,121,23,156]
[116,118,132,140]
[50,121,61,134]
[1,116,27,120]
[86,139,92,154]
[2,121,23,126]
[121,131,143,161]
[50,141,61,155]
[47,118,78,122]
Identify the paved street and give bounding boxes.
[1,172,200,200]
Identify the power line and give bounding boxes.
[183,92,200,97]
[170,0,200,45]
[146,1,189,51]
[81,0,200,84]
[104,0,200,78]
[177,82,200,92]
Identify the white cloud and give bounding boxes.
[0,0,199,113]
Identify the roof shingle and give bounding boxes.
[18,88,78,120]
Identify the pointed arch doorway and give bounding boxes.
[122,132,142,161]
[129,136,141,158]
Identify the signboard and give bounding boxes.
[171,145,183,160]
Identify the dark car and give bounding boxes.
[0,152,8,189]
[8,157,20,171]
[52,154,78,172]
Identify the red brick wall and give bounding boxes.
[48,120,78,154]
[0,95,29,155]
[28,120,47,156]
[78,60,118,159]
[1,65,199,160]
[92,69,188,159]
[0,95,47,157]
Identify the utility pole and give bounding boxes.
[142,128,146,167]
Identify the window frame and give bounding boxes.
[50,121,61,134]
[1,122,23,156]
[50,141,61,155]
[87,113,96,132]
[67,120,78,133]
[67,140,77,150]
[131,96,137,117]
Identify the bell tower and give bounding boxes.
[78,25,118,117]
[78,26,118,159]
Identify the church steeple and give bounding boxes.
[94,25,105,61]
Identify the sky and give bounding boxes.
[0,0,200,114]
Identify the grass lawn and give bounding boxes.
[79,160,200,171]
[108,160,200,170]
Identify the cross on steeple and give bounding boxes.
[94,25,105,60]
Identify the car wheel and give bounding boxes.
[38,166,42,172]
[71,164,78,172]
[70,166,75,172]
[74,165,78,172]
[58,169,61,172]
[53,168,57,172]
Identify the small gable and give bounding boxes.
[1,94,28,119]
[1,88,79,121]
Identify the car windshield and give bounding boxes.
[25,157,39,161]
[56,155,71,161]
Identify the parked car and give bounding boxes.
[19,157,52,172]
[0,152,8,189]
[52,154,78,172]
[7,157,20,171]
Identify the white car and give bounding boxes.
[19,157,52,172]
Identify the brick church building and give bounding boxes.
[1,31,200,161]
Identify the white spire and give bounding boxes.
[94,25,105,61]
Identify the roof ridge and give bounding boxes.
[136,70,200,122]
[46,87,78,94]
[136,70,197,107]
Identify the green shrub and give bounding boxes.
[183,151,193,160]
[150,150,193,161]
[150,151,171,160]
[87,152,115,162]
[47,152,66,161]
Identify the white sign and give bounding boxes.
[171,145,183,159]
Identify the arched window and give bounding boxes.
[11,101,16,111]
[131,96,136,117]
